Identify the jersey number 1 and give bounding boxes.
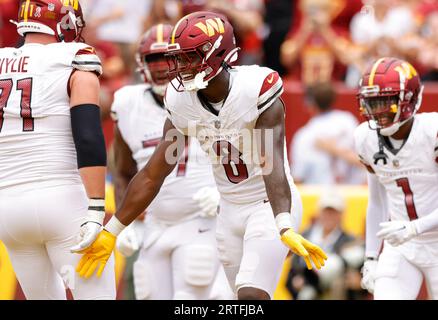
[0,78,34,132]
[396,178,418,220]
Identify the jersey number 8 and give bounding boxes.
[213,140,249,184]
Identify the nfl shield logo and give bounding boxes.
[48,3,55,11]
[214,120,221,129]
[393,159,400,168]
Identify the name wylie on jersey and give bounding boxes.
[0,56,30,74]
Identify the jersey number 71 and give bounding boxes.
[0,78,34,132]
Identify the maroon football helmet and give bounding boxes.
[357,57,423,136]
[16,0,85,42]
[136,24,173,96]
[166,11,239,91]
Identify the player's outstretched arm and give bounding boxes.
[69,70,108,253]
[255,98,327,270]
[74,119,186,278]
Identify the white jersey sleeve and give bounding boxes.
[110,84,155,150]
[111,85,133,123]
[411,112,438,235]
[229,66,284,120]
[365,172,388,258]
[256,69,284,115]
[164,83,192,135]
[428,113,438,167]
[354,122,373,169]
[70,43,102,76]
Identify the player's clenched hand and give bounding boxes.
[75,230,116,279]
[116,221,143,257]
[281,229,328,270]
[193,187,220,218]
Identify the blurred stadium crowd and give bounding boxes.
[1,0,436,300]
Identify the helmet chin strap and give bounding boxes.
[379,117,411,136]
[379,122,401,136]
[56,22,65,42]
[182,71,208,91]
[373,129,389,165]
[181,60,231,92]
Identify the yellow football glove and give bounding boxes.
[75,230,116,279]
[281,229,328,270]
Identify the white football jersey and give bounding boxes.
[355,113,438,242]
[111,84,216,223]
[0,42,102,190]
[165,65,296,204]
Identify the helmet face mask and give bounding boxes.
[166,45,212,91]
[360,95,399,130]
[144,54,168,84]
[357,58,423,136]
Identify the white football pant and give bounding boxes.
[133,216,234,300]
[216,187,303,299]
[374,240,438,300]
[0,184,116,300]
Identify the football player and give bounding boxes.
[0,0,115,299]
[76,11,327,300]
[356,57,438,299]
[111,24,233,300]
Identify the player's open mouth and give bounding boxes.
[376,115,393,127]
[181,73,195,81]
